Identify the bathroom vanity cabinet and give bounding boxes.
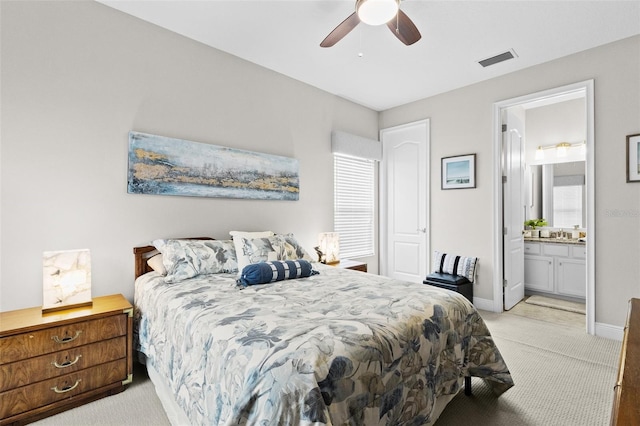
[524,240,586,299]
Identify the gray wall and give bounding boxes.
[525,98,587,164]
[380,35,640,327]
[2,1,639,329]
[0,1,379,311]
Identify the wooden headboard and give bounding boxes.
[133,237,215,280]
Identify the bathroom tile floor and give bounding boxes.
[506,296,585,328]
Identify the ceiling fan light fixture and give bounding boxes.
[356,0,399,26]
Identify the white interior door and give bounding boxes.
[503,108,525,310]
[380,120,429,283]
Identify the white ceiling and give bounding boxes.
[97,0,640,111]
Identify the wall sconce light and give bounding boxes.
[556,142,570,158]
[316,232,340,264]
[42,249,92,313]
[534,141,585,160]
[356,0,399,26]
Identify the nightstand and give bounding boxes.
[0,294,133,425]
[330,259,368,272]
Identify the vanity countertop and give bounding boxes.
[524,237,586,245]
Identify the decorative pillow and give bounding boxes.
[147,254,166,275]
[154,239,238,283]
[278,233,315,262]
[234,234,314,274]
[237,260,318,287]
[432,251,478,282]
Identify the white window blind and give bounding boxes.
[553,185,583,228]
[334,154,375,258]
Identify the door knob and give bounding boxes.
[417,228,427,233]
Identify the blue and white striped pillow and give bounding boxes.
[432,251,478,282]
[237,259,318,287]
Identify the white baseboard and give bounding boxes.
[473,297,496,312]
[595,322,624,341]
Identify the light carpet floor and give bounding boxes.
[437,309,619,425]
[33,309,620,426]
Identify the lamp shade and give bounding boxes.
[43,249,92,313]
[556,142,570,158]
[318,232,340,264]
[356,0,399,26]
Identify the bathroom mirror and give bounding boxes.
[540,161,586,228]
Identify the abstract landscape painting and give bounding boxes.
[128,132,299,200]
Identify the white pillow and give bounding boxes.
[147,254,167,275]
[229,230,274,240]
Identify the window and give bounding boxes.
[553,185,583,228]
[334,155,375,259]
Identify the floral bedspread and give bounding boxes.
[135,265,513,425]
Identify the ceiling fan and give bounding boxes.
[320,0,421,48]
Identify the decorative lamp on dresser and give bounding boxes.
[0,294,133,425]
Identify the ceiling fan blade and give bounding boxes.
[320,12,360,48]
[387,10,421,45]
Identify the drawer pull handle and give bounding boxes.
[52,355,82,369]
[51,379,81,394]
[52,330,82,344]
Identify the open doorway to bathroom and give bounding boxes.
[492,80,595,334]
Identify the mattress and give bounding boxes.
[134,264,513,425]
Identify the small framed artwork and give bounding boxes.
[626,134,640,183]
[442,154,476,189]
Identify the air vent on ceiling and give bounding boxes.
[478,49,518,67]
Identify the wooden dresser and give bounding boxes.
[611,298,640,425]
[0,295,133,425]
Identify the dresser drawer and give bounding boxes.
[0,358,126,419]
[0,336,126,392]
[0,314,127,365]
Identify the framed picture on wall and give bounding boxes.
[627,134,640,183]
[442,154,476,189]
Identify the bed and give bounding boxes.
[133,236,513,425]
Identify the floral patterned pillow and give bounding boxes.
[154,239,238,283]
[279,233,314,262]
[234,234,314,275]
